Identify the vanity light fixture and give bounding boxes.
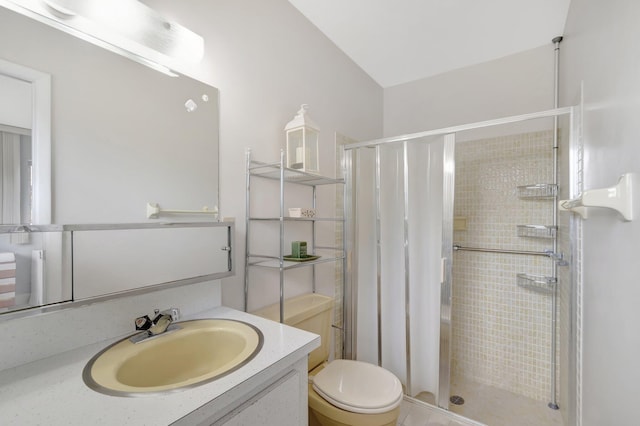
[2,0,204,76]
[285,104,320,174]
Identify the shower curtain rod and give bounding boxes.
[452,244,550,257]
[344,106,573,150]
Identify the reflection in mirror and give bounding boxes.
[0,5,220,315]
[73,226,230,300]
[0,228,72,313]
[0,126,31,224]
[0,6,218,225]
[0,71,32,225]
[0,58,51,225]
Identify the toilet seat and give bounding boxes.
[311,360,403,414]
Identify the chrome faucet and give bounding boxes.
[132,307,181,343]
[148,310,175,335]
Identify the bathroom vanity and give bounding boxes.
[0,307,319,425]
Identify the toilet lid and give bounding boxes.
[311,360,403,414]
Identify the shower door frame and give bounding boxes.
[343,105,577,411]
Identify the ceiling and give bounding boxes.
[288,0,571,88]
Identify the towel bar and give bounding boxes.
[146,202,218,219]
[559,172,636,221]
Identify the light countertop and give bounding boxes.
[0,306,319,425]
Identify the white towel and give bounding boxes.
[0,252,15,263]
[0,253,17,302]
[0,262,16,271]
[0,291,15,308]
[0,252,16,277]
[0,278,15,294]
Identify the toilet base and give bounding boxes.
[308,385,400,426]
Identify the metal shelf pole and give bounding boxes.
[312,185,317,293]
[549,35,563,411]
[279,149,285,323]
[244,149,252,312]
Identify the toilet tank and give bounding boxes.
[251,293,333,371]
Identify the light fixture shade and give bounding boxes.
[7,0,204,74]
[285,104,319,174]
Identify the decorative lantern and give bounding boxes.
[285,104,319,174]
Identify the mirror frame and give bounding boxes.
[0,58,51,224]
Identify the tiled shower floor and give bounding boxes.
[410,379,564,426]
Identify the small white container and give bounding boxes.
[288,208,302,217]
[288,208,316,218]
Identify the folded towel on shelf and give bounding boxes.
[0,291,15,308]
[0,252,15,263]
[0,253,17,307]
[0,267,16,279]
[0,277,15,294]
[0,252,16,280]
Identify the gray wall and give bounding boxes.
[383,45,555,136]
[0,7,220,224]
[0,0,381,367]
[561,0,640,424]
[147,0,384,310]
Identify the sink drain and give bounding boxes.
[450,395,465,405]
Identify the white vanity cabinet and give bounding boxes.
[210,358,308,426]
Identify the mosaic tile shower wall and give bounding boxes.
[452,130,557,401]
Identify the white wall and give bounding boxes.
[0,7,223,341]
[0,7,220,224]
[383,45,555,137]
[0,0,381,368]
[561,0,640,424]
[147,0,384,310]
[0,280,220,370]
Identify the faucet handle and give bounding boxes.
[157,307,180,322]
[135,315,153,330]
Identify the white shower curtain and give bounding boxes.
[355,136,448,399]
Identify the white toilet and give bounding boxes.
[252,293,403,426]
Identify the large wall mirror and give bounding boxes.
[0,4,221,315]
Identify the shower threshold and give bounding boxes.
[412,379,564,426]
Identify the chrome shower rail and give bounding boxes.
[452,244,550,257]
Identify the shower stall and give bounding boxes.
[342,106,581,426]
